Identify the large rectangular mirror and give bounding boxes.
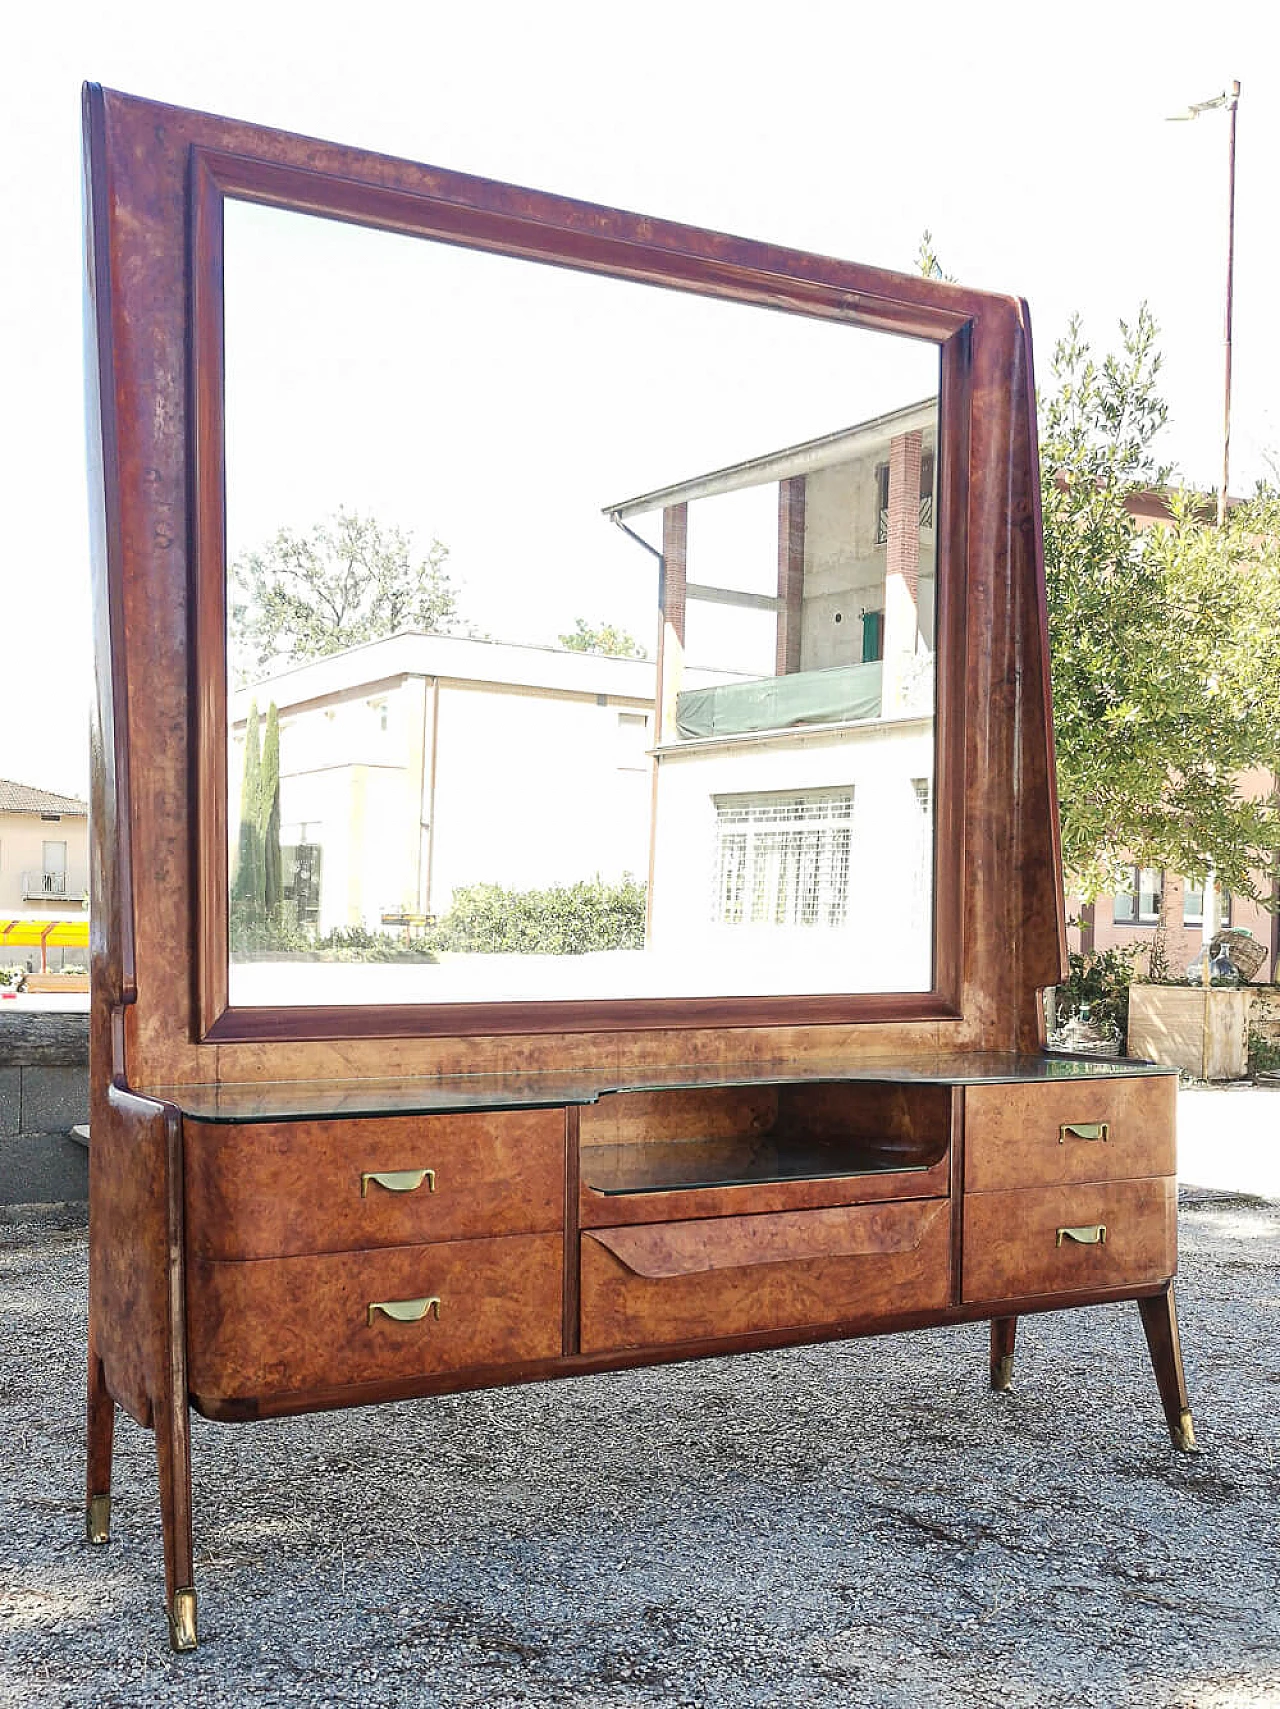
[214,196,952,1015]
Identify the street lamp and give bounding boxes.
[1167,81,1240,529]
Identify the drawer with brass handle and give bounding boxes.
[366,1295,441,1325]
[361,1168,436,1197]
[1059,1122,1108,1145]
[187,1233,561,1408]
[964,1076,1174,1193]
[185,1109,564,1259]
[961,1178,1174,1304]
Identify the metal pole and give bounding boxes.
[1218,80,1240,529]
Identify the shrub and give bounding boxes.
[427,875,646,956]
[314,925,434,963]
[1056,943,1141,1045]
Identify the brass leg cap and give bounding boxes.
[86,1494,111,1546]
[168,1588,198,1653]
[991,1354,1015,1392]
[1171,1409,1198,1453]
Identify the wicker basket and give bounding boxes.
[1216,929,1267,984]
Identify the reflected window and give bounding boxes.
[1182,880,1231,927]
[713,790,853,929]
[1113,866,1162,925]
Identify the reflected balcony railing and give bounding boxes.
[876,493,935,545]
[21,870,87,903]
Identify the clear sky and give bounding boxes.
[3,0,1276,800]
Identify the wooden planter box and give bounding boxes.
[24,974,90,995]
[1127,984,1251,1081]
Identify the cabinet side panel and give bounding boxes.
[88,1086,179,1425]
[83,84,135,1012]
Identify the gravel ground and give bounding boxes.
[1,1196,1278,1709]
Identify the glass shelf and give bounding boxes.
[582,1135,933,1196]
[142,1052,1174,1125]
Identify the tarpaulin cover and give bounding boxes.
[675,661,883,740]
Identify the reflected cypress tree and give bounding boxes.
[260,702,282,915]
[231,699,263,921]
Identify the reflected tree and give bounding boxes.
[230,508,463,677]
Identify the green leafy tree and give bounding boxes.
[230,508,462,675]
[1041,308,1280,905]
[915,229,954,283]
[558,618,648,659]
[910,238,1280,907]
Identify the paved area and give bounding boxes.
[1177,1084,1280,1202]
[1,1188,1278,1709]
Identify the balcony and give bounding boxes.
[21,870,87,905]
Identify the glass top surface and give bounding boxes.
[142,1052,1174,1124]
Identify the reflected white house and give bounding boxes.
[230,633,670,936]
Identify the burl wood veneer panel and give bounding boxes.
[184,1109,564,1259]
[89,1084,179,1426]
[187,1232,561,1402]
[964,1076,1175,1193]
[580,1200,951,1354]
[961,1177,1176,1305]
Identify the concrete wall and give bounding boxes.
[798,440,936,674]
[0,1013,89,1203]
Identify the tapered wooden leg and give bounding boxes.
[1137,1286,1196,1452]
[989,1316,1017,1390]
[156,1384,197,1651]
[85,1337,114,1544]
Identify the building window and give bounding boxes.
[875,450,936,545]
[875,462,891,544]
[1182,881,1231,928]
[920,448,935,530]
[616,710,650,772]
[861,609,884,663]
[712,789,852,928]
[1113,866,1162,925]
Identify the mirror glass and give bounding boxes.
[222,200,942,1008]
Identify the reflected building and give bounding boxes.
[608,397,939,994]
[229,633,670,936]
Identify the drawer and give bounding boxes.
[184,1109,564,1258]
[187,1232,562,1402]
[580,1199,951,1354]
[961,1178,1176,1304]
[964,1076,1175,1193]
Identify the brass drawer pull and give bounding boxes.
[1056,1224,1107,1248]
[367,1296,442,1326]
[1058,1122,1109,1144]
[361,1168,436,1197]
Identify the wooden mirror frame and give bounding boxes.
[85,84,1067,1083]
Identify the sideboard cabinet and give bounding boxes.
[82,85,1193,1653]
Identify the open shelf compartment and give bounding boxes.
[579,1079,952,1202]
